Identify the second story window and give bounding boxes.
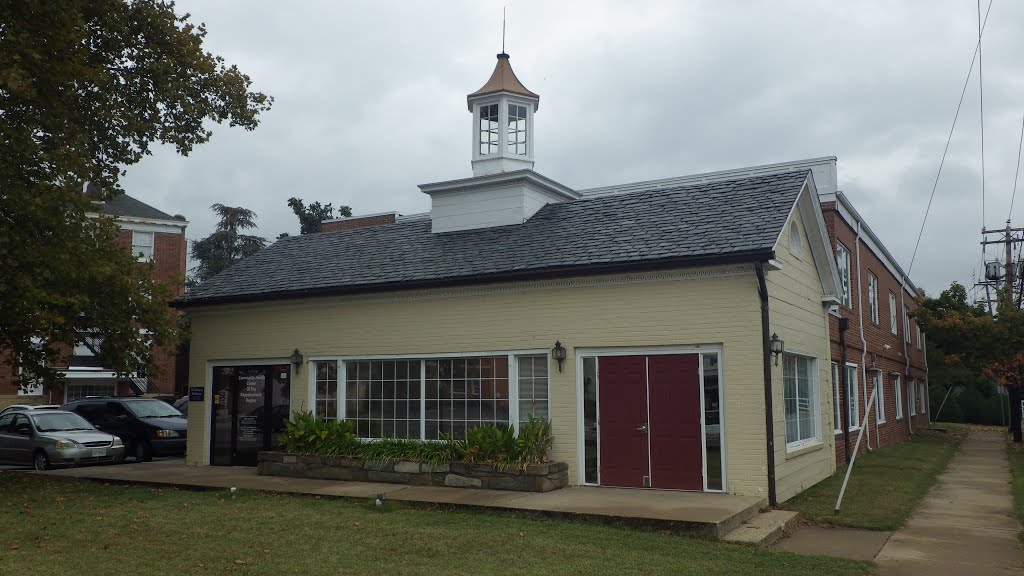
[836,243,852,309]
[132,231,154,262]
[507,104,527,155]
[904,310,911,344]
[868,272,879,324]
[479,104,499,155]
[889,292,898,334]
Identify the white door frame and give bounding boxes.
[574,345,726,492]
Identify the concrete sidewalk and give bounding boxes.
[874,430,1022,575]
[30,460,763,537]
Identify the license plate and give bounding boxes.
[91,448,107,457]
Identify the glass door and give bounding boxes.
[234,368,267,466]
[210,364,291,466]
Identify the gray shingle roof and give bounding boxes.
[177,170,808,306]
[100,194,179,221]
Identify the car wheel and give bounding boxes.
[33,451,50,471]
[134,441,153,462]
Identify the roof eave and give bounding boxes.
[172,249,775,309]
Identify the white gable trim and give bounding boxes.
[773,173,843,303]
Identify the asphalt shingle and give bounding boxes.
[177,170,808,306]
[100,194,179,221]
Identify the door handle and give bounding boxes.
[635,424,648,432]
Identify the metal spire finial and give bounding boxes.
[502,7,506,54]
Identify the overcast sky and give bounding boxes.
[120,0,1024,297]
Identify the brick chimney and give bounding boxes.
[322,212,398,233]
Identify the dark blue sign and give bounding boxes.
[189,386,205,402]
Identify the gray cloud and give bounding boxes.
[118,0,1024,297]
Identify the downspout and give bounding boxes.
[755,261,778,507]
[900,282,913,435]
[853,220,872,450]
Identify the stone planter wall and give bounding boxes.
[257,452,568,492]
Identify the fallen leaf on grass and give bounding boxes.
[7,542,19,550]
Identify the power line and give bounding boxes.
[978,0,987,234]
[1009,114,1024,221]
[908,0,994,273]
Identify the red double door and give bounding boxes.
[598,354,703,490]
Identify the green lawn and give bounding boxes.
[1008,438,1024,544]
[784,424,968,530]
[0,474,870,576]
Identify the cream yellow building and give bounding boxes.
[176,54,842,505]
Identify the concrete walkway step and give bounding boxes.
[722,510,799,546]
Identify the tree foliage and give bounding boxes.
[0,1,272,388]
[188,204,266,286]
[287,197,352,235]
[915,282,1024,439]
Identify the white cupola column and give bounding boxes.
[466,53,539,177]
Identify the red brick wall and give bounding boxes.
[823,202,930,463]
[322,213,396,233]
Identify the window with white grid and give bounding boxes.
[516,355,549,426]
[314,361,338,421]
[784,354,818,447]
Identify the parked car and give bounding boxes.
[0,404,61,416]
[0,409,125,470]
[172,396,188,417]
[61,397,186,462]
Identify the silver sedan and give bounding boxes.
[0,409,125,470]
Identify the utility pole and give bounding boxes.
[981,223,1024,442]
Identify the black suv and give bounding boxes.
[61,397,187,461]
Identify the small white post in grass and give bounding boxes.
[835,386,877,514]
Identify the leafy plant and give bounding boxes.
[281,411,355,454]
[465,425,517,467]
[516,416,553,464]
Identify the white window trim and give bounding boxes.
[844,363,861,431]
[916,324,922,350]
[868,273,879,325]
[783,351,821,451]
[307,349,550,437]
[904,310,911,344]
[919,381,928,415]
[894,374,903,420]
[873,371,886,423]
[831,362,842,434]
[889,292,898,334]
[836,243,852,309]
[132,230,154,262]
[789,221,803,255]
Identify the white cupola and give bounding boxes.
[467,53,539,177]
[417,52,577,234]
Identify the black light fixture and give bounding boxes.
[551,341,567,372]
[768,333,784,366]
[290,348,304,374]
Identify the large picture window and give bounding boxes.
[312,354,549,440]
[783,354,818,447]
[425,357,508,440]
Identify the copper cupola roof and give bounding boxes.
[466,53,539,110]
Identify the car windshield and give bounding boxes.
[32,413,95,432]
[122,400,182,418]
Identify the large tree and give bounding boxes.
[915,282,1024,441]
[0,1,272,389]
[287,197,352,235]
[188,204,266,286]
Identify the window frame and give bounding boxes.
[889,292,898,334]
[836,242,852,309]
[872,371,885,423]
[919,381,927,415]
[789,221,803,255]
[831,362,841,433]
[916,324,922,350]
[908,377,917,415]
[867,272,879,325]
[307,350,550,439]
[844,363,860,431]
[782,352,820,450]
[478,103,499,156]
[904,310,911,343]
[131,231,154,262]
[506,103,528,156]
[894,374,903,419]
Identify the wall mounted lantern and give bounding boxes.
[768,333,784,366]
[290,348,304,374]
[551,341,567,372]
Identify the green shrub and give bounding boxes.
[278,412,552,468]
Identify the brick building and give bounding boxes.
[820,186,930,463]
[0,194,188,408]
